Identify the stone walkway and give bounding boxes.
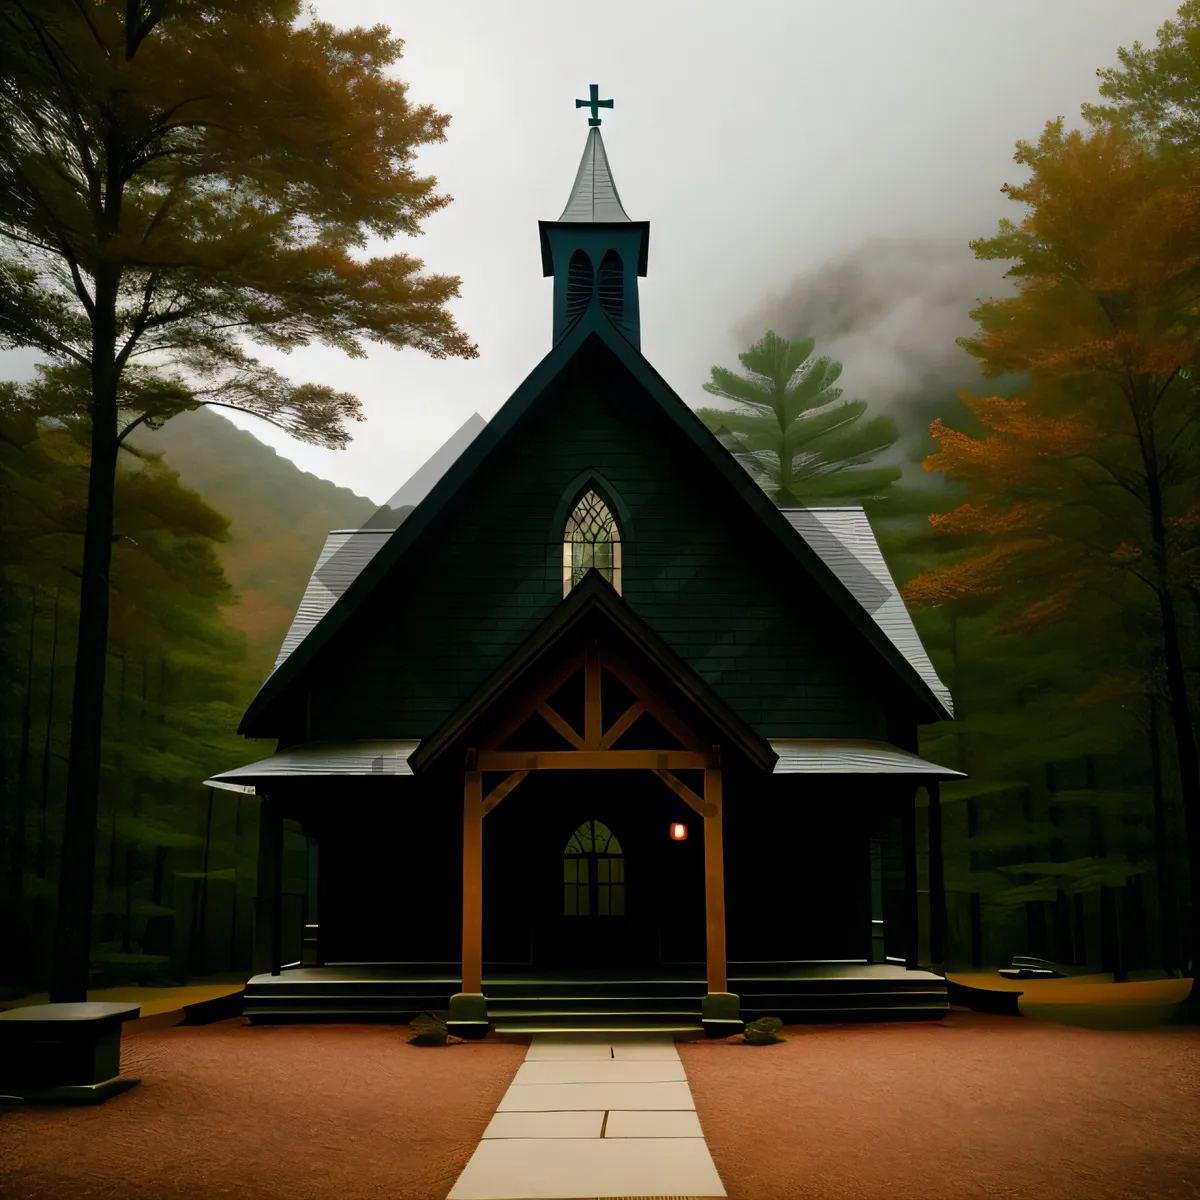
[447,1031,726,1200]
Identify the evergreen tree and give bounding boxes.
[695,330,902,506]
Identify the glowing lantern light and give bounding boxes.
[669,822,688,841]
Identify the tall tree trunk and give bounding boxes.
[229,794,243,972]
[5,591,38,986]
[50,285,121,1003]
[192,787,215,976]
[1139,401,1199,972]
[35,590,60,879]
[1148,693,1180,975]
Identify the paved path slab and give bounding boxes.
[447,1135,725,1199]
[512,1058,687,1085]
[498,1079,695,1112]
[448,1033,726,1199]
[482,1110,605,1139]
[604,1108,705,1138]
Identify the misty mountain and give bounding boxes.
[733,236,1020,477]
[132,406,377,676]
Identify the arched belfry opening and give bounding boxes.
[597,249,624,327]
[565,249,594,330]
[539,126,649,349]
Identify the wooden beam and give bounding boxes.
[651,768,711,818]
[927,781,946,967]
[601,650,708,753]
[537,702,585,749]
[462,758,483,995]
[584,642,602,748]
[482,770,530,816]
[478,653,584,751]
[599,700,644,750]
[703,765,728,994]
[477,749,711,772]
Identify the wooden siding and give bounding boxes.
[306,347,892,743]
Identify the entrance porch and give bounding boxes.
[242,961,949,1029]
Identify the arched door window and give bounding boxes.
[563,820,625,917]
[563,489,622,596]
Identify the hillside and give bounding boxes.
[132,407,377,678]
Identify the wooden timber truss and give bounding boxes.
[459,636,728,996]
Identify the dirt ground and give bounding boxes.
[1,1011,1197,1200]
[679,1010,1200,1200]
[0,1020,527,1200]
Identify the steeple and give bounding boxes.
[539,87,650,349]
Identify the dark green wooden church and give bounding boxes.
[208,93,962,1036]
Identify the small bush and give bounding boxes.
[407,1011,450,1046]
[743,1016,786,1045]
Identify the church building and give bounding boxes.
[207,92,962,1037]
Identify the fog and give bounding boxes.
[0,0,1166,502]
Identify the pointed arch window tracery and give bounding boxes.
[563,489,622,596]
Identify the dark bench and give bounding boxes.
[0,1002,141,1104]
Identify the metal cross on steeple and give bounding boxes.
[575,84,613,127]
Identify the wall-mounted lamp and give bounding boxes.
[669,822,688,841]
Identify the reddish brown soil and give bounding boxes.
[679,1010,1200,1200]
[0,1019,527,1200]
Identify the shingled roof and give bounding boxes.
[558,127,632,222]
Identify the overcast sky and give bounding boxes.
[1,0,1170,503]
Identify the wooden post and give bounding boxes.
[703,761,727,994]
[927,781,945,968]
[253,799,283,978]
[901,792,919,970]
[869,835,886,963]
[462,752,483,995]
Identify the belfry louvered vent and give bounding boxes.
[597,249,624,328]
[566,249,594,328]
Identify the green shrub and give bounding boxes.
[743,1016,786,1045]
[407,1010,450,1046]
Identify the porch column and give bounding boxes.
[869,835,886,963]
[701,751,742,1037]
[927,781,946,968]
[901,791,920,970]
[253,797,283,978]
[448,750,489,1038]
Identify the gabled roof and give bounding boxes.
[409,568,777,774]
[272,530,393,673]
[239,302,952,736]
[780,509,953,718]
[558,127,631,222]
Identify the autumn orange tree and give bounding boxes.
[904,118,1200,966]
[0,1,477,1000]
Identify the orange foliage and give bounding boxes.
[901,539,1050,609]
[905,120,1199,614]
[923,394,1097,488]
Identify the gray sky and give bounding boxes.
[1,0,1169,503]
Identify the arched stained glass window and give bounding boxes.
[563,819,625,917]
[563,489,622,596]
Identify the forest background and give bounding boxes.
[1,3,1197,994]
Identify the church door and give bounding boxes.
[550,818,631,967]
